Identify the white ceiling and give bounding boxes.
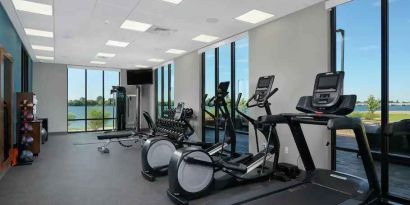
[1,0,324,69]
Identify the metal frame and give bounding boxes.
[154,64,175,119]
[330,0,410,203]
[201,39,249,149]
[67,68,119,132]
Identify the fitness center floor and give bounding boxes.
[0,133,301,205]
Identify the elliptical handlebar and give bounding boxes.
[235,93,255,124]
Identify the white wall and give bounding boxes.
[248,3,331,169]
[33,63,67,133]
[120,69,155,129]
[174,52,202,141]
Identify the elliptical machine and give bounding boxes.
[141,103,211,181]
[167,77,287,205]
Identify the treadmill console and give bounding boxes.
[254,76,275,103]
[312,72,344,108]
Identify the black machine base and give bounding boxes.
[141,170,156,182]
[167,189,189,205]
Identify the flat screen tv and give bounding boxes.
[127,69,153,85]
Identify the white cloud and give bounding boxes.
[358,45,379,51]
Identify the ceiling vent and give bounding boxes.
[148,26,176,36]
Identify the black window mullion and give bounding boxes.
[230,42,236,131]
[330,8,337,171]
[215,47,219,143]
[381,0,389,198]
[161,66,165,118]
[168,64,172,110]
[201,53,206,142]
[85,69,88,132]
[102,71,105,130]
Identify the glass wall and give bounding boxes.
[204,50,216,144]
[388,0,410,199]
[155,63,175,119]
[202,36,249,153]
[67,67,120,132]
[333,0,410,202]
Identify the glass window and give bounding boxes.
[388,0,410,198]
[164,66,169,112]
[157,68,162,118]
[68,68,86,132]
[204,50,216,144]
[155,64,175,119]
[67,67,119,132]
[235,37,250,153]
[202,38,250,153]
[170,64,175,108]
[104,71,119,130]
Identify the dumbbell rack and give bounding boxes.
[16,92,41,165]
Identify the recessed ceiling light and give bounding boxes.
[135,65,149,68]
[25,28,53,38]
[161,0,183,4]
[120,20,152,32]
[90,61,106,65]
[12,0,52,16]
[106,40,130,48]
[32,45,53,52]
[235,9,274,24]
[96,52,116,58]
[147,58,164,62]
[166,49,186,54]
[36,56,53,61]
[192,34,219,43]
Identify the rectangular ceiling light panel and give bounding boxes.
[235,9,274,24]
[147,58,164,62]
[162,0,183,4]
[120,20,152,32]
[96,52,116,58]
[90,61,106,65]
[25,28,53,38]
[12,0,53,16]
[166,49,186,54]
[36,55,54,60]
[192,34,219,43]
[106,40,130,47]
[135,65,149,68]
[32,45,54,51]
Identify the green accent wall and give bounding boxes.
[0,3,33,143]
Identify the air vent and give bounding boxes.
[148,26,176,36]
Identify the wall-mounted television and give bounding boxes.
[127,69,153,85]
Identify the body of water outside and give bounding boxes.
[68,105,115,131]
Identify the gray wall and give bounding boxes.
[248,3,331,169]
[174,52,202,141]
[33,63,68,133]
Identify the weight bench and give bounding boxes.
[97,130,150,153]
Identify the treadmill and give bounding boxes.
[239,71,381,205]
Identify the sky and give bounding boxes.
[68,68,119,101]
[337,0,410,102]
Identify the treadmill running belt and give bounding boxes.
[241,183,350,205]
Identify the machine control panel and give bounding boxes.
[312,72,344,108]
[254,75,275,103]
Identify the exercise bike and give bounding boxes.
[167,77,287,205]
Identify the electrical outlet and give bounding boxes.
[284,146,289,154]
[262,143,267,149]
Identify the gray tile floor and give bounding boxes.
[336,136,410,199]
[0,132,297,205]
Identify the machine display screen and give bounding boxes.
[257,78,272,88]
[317,75,339,89]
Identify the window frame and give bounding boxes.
[66,67,120,132]
[155,63,174,119]
[330,1,410,203]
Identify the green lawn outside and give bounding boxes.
[349,112,410,123]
